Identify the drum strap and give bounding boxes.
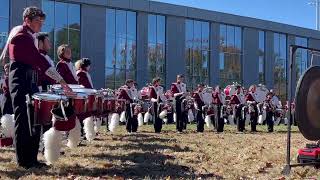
[60,101,68,121]
[25,94,33,136]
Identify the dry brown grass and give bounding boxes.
[0,124,319,180]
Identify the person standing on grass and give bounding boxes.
[149,77,166,133]
[171,74,188,133]
[192,83,205,133]
[213,85,225,132]
[264,92,275,133]
[5,6,73,169]
[118,79,138,133]
[1,63,13,115]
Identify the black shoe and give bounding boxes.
[33,161,48,168]
[18,163,33,170]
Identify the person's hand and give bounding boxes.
[60,80,76,97]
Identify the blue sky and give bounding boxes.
[153,0,316,30]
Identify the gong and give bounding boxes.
[295,65,320,141]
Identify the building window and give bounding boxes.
[258,31,265,84]
[42,0,81,62]
[219,24,242,87]
[148,14,166,86]
[185,19,210,90]
[273,33,287,100]
[0,0,9,62]
[295,37,308,83]
[105,9,137,89]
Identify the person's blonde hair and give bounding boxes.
[57,44,70,59]
[75,59,82,70]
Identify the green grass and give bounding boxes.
[0,124,317,180]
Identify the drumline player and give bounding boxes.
[37,32,56,92]
[118,79,138,133]
[192,83,205,133]
[149,77,165,133]
[56,44,78,84]
[1,63,13,116]
[171,74,188,133]
[4,6,73,169]
[76,58,93,89]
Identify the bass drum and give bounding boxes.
[255,85,269,103]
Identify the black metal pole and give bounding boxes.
[282,45,297,175]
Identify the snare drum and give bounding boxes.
[32,93,68,125]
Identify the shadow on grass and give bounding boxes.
[0,151,222,179]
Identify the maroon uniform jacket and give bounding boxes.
[118,86,133,103]
[37,51,56,87]
[170,83,180,96]
[77,69,93,89]
[213,92,222,105]
[9,25,51,75]
[245,93,256,102]
[149,86,158,100]
[192,91,205,107]
[230,94,241,105]
[56,60,78,84]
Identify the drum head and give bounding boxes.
[74,92,88,99]
[32,93,68,101]
[52,84,84,90]
[72,88,97,95]
[295,66,320,141]
[255,87,269,103]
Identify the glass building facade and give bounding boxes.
[295,37,308,83]
[258,31,265,84]
[219,24,242,87]
[273,33,287,100]
[42,0,81,62]
[0,0,9,60]
[2,0,320,99]
[105,9,137,89]
[185,19,210,90]
[148,14,166,85]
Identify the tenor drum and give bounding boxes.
[71,88,98,113]
[32,93,68,125]
[51,84,84,90]
[69,92,88,116]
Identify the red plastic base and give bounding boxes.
[0,137,13,147]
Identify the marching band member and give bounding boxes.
[6,7,73,169]
[264,92,275,132]
[192,84,205,132]
[171,74,187,133]
[118,79,138,133]
[149,77,166,133]
[245,85,258,132]
[37,32,56,92]
[56,44,78,84]
[213,85,224,132]
[1,63,13,115]
[230,85,245,132]
[76,58,93,89]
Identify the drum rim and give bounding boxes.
[32,93,68,101]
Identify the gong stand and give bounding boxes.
[282,45,320,175]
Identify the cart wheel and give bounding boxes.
[297,155,302,163]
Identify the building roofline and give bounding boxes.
[67,0,320,39]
